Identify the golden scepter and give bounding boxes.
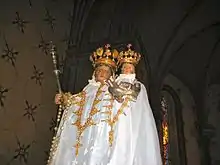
[47,41,64,165]
[49,41,63,132]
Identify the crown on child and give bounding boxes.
[118,44,141,67]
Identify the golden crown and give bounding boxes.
[118,44,141,67]
[90,44,118,70]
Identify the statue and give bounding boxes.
[48,44,119,165]
[48,44,162,165]
[107,44,162,165]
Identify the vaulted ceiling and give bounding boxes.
[64,0,220,106]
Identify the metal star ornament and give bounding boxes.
[44,8,56,32]
[12,12,29,33]
[8,137,32,164]
[23,100,38,122]
[31,65,44,86]
[1,38,19,67]
[38,34,50,55]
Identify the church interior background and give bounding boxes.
[0,0,220,164]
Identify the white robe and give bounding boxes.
[49,75,162,165]
[109,74,162,165]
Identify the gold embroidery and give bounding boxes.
[47,85,130,162]
[72,84,105,156]
[47,92,85,165]
[62,92,83,109]
[103,96,130,146]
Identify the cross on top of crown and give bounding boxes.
[127,44,132,49]
[105,44,111,49]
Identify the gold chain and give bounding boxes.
[72,84,105,156]
[47,91,85,165]
[48,85,130,163]
[103,96,131,146]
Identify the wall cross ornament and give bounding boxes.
[30,65,44,86]
[12,12,29,33]
[7,137,34,164]
[23,100,38,122]
[1,38,19,67]
[44,8,56,32]
[38,35,50,55]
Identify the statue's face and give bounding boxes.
[95,65,112,83]
[121,63,135,74]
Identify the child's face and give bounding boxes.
[121,63,135,74]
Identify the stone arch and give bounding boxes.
[161,74,201,165]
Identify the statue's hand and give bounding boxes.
[107,78,125,102]
[128,82,141,101]
[107,77,119,92]
[55,93,63,105]
[54,93,71,105]
[106,76,116,87]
